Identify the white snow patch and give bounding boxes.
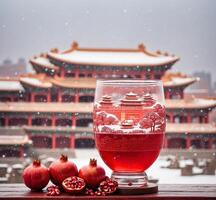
[0,81,24,91]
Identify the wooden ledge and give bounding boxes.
[0,184,215,199]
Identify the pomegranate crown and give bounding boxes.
[33,160,41,167]
[89,158,97,166]
[60,154,68,162]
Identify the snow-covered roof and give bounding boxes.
[0,127,30,145]
[20,77,52,88]
[165,98,216,109]
[30,57,59,70]
[23,126,93,133]
[48,45,179,67]
[0,80,24,91]
[163,77,198,88]
[0,134,30,145]
[166,123,216,134]
[0,102,93,113]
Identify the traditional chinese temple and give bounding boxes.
[0,42,215,157]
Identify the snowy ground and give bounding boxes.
[72,149,216,184]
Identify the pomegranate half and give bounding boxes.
[62,176,86,194]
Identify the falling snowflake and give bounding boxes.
[123,9,127,13]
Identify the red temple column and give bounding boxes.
[60,68,65,78]
[72,116,76,127]
[180,90,184,99]
[52,114,56,127]
[57,89,62,102]
[28,115,32,126]
[204,114,209,123]
[198,115,207,123]
[169,112,174,123]
[70,134,75,149]
[4,116,9,126]
[199,116,203,123]
[150,72,155,80]
[186,137,191,149]
[30,92,35,102]
[47,89,51,102]
[166,90,170,99]
[75,94,79,103]
[187,113,192,123]
[208,138,213,149]
[52,134,56,149]
[74,70,79,78]
[163,136,168,148]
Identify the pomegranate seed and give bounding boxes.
[46,185,61,196]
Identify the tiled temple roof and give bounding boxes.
[0,102,93,113]
[20,76,52,89]
[0,127,31,145]
[166,123,216,134]
[30,56,59,71]
[165,98,216,109]
[47,42,179,67]
[162,72,199,88]
[0,78,24,92]
[23,126,92,133]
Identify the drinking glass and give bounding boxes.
[93,80,165,188]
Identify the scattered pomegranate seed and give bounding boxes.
[46,185,61,196]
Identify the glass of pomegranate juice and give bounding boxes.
[93,80,165,189]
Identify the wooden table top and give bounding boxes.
[0,184,215,200]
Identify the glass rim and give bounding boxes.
[96,79,163,86]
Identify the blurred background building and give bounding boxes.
[0,59,27,77]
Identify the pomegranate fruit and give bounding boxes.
[78,158,106,188]
[22,160,50,191]
[49,154,78,186]
[99,178,118,195]
[62,176,86,194]
[46,185,61,196]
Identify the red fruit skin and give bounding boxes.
[78,159,106,188]
[49,155,78,186]
[23,161,50,191]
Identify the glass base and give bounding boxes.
[111,172,148,188]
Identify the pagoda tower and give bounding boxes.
[0,42,215,156]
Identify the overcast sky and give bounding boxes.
[0,0,215,80]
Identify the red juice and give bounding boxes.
[95,132,164,172]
